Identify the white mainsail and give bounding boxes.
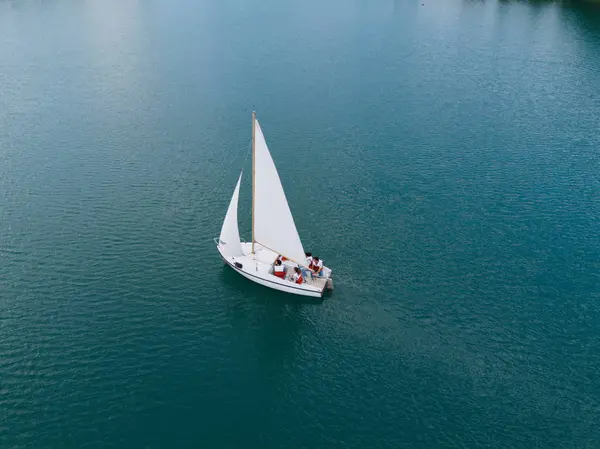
[253,119,307,266]
[219,171,243,257]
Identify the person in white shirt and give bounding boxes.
[288,266,303,284]
[311,256,324,277]
[302,252,313,280]
[305,252,313,265]
[273,259,286,279]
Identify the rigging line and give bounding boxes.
[240,140,252,169]
[227,141,252,174]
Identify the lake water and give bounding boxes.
[1,0,599,447]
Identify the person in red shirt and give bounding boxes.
[289,266,303,284]
[273,259,286,279]
[301,252,313,281]
[311,256,324,277]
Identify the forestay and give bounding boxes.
[253,119,307,266]
[219,171,243,257]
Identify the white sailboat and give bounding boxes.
[216,112,333,298]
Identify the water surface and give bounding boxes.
[1,0,599,447]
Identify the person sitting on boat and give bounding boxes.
[311,256,324,277]
[288,266,303,285]
[301,252,313,280]
[273,259,286,279]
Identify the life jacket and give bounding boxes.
[295,274,303,284]
[274,265,285,278]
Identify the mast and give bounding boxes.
[251,111,256,254]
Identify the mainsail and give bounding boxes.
[252,119,307,266]
[219,171,243,257]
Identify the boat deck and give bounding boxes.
[239,242,329,289]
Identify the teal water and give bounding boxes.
[1,0,600,447]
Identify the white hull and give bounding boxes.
[217,242,329,298]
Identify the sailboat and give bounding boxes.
[215,112,333,298]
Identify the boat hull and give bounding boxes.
[217,242,327,298]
